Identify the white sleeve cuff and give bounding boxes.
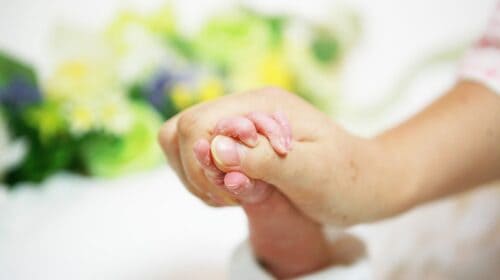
[229,241,372,280]
[459,47,500,95]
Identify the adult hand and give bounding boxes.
[159,87,407,225]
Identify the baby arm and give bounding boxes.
[196,113,367,278]
[193,112,340,278]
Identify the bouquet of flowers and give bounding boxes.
[0,4,360,188]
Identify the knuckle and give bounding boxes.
[177,113,199,138]
[261,86,290,98]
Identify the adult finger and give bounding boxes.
[158,115,211,201]
[179,129,237,206]
[194,139,227,187]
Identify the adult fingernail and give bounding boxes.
[211,135,241,168]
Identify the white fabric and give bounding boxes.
[229,241,372,280]
[459,1,500,95]
[460,47,500,94]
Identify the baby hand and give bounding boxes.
[195,112,344,278]
[193,111,292,204]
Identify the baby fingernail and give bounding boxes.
[273,136,288,155]
[280,136,288,151]
[225,175,246,191]
[247,134,259,147]
[193,139,211,166]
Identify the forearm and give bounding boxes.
[243,191,333,279]
[377,81,500,212]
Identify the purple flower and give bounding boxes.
[0,77,42,110]
[144,69,176,111]
[142,67,198,113]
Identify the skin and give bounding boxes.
[376,81,500,208]
[194,113,347,278]
[159,87,408,225]
[159,82,500,225]
[191,113,364,279]
[158,81,500,277]
[243,190,365,279]
[161,96,366,278]
[192,111,293,205]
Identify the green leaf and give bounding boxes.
[311,34,341,65]
[79,102,163,177]
[0,51,37,85]
[5,128,75,186]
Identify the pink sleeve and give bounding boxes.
[459,1,500,94]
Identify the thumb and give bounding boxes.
[210,135,296,185]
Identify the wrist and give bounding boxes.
[372,134,420,219]
[327,123,419,224]
[244,191,333,279]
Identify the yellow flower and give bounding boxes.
[259,53,293,90]
[61,60,88,79]
[230,52,294,92]
[145,6,175,35]
[199,78,224,102]
[46,60,90,99]
[171,84,194,110]
[44,56,135,136]
[46,59,117,101]
[70,104,95,134]
[26,103,66,141]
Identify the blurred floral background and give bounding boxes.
[0,3,360,187]
[1,0,497,279]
